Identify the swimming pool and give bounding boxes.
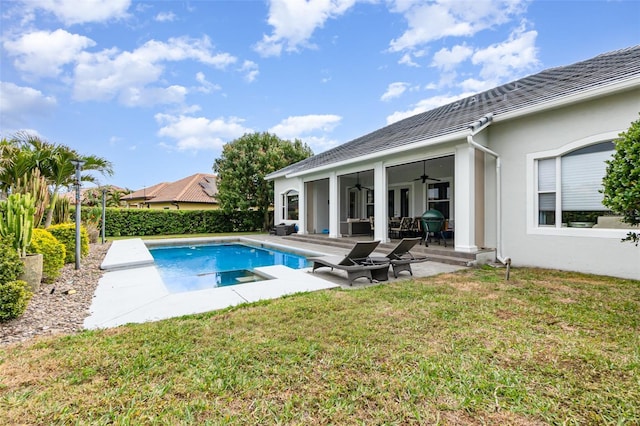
[149,243,311,293]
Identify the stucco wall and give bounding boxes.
[487,89,640,280]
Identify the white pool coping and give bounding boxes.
[84,237,339,329]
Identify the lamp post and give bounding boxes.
[70,159,85,270]
[101,188,107,244]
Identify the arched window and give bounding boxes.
[536,141,615,227]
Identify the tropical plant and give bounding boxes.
[28,228,66,283]
[52,196,71,225]
[0,193,36,257]
[602,115,640,245]
[0,235,24,284]
[47,223,89,263]
[213,132,312,230]
[39,143,114,227]
[0,279,32,321]
[12,168,50,228]
[0,133,114,228]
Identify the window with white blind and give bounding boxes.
[282,190,299,220]
[535,141,614,227]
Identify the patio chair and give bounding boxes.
[389,217,412,239]
[370,237,428,278]
[310,240,390,285]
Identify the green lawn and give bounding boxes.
[1,267,638,425]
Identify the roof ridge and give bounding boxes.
[174,173,203,200]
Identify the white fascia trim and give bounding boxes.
[284,130,468,179]
[494,77,640,123]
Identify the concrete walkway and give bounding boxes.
[84,235,466,329]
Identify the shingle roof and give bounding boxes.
[270,45,640,178]
[122,173,218,204]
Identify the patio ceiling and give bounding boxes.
[341,156,454,187]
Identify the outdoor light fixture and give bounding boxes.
[101,188,107,244]
[70,159,85,270]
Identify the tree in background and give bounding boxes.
[213,132,313,230]
[602,115,640,245]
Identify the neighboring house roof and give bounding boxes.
[123,173,218,204]
[122,182,169,201]
[268,45,640,179]
[60,185,128,203]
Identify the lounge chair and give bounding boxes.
[372,237,428,278]
[310,240,390,285]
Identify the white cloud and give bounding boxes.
[386,92,473,125]
[254,0,357,57]
[155,113,252,151]
[239,60,259,83]
[459,78,495,93]
[398,52,420,67]
[471,23,539,81]
[431,44,473,70]
[388,0,527,52]
[381,82,409,101]
[27,0,131,25]
[268,114,342,139]
[73,36,237,105]
[155,11,176,22]
[0,81,57,128]
[3,29,95,78]
[195,72,221,94]
[120,85,188,107]
[302,135,341,153]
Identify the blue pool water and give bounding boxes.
[149,243,310,293]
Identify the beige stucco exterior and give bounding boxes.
[271,82,640,280]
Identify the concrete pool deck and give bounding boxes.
[84,236,465,329]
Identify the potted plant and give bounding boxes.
[0,193,43,291]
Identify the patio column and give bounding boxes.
[328,171,340,238]
[297,177,306,235]
[373,161,388,242]
[454,144,479,252]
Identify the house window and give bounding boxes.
[536,141,614,227]
[282,190,299,220]
[537,158,556,226]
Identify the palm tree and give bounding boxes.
[1,133,114,228]
[40,144,113,227]
[0,137,34,193]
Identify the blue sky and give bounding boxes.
[1,0,639,191]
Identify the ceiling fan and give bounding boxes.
[414,160,441,183]
[349,172,372,191]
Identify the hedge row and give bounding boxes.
[92,208,266,237]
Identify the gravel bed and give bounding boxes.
[0,242,110,346]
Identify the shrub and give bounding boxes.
[28,228,66,283]
[102,208,264,237]
[602,114,640,245]
[0,235,24,284]
[0,280,32,321]
[47,223,89,264]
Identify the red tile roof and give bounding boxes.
[122,173,218,205]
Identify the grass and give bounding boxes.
[1,267,638,425]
